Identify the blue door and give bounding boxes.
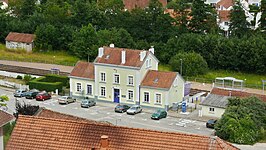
[114,89,120,103]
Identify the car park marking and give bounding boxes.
[61,105,67,108]
[90,112,98,115]
[141,118,147,121]
[73,107,78,110]
[169,123,174,126]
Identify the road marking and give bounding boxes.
[73,107,78,110]
[61,105,66,108]
[169,123,174,126]
[142,118,147,121]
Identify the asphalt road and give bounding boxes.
[1,87,214,136]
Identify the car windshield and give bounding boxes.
[130,107,137,110]
[208,120,216,123]
[82,100,88,103]
[61,96,68,100]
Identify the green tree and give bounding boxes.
[0,95,9,107]
[35,23,59,50]
[98,0,124,11]
[260,0,266,31]
[70,24,98,60]
[189,0,218,34]
[169,52,208,76]
[8,0,37,19]
[229,1,250,37]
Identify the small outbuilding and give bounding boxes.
[5,32,35,52]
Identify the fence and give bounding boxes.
[0,80,29,90]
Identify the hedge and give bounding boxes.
[44,74,69,86]
[28,77,63,92]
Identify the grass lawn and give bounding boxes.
[159,64,266,89]
[0,44,79,66]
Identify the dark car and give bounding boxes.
[151,109,167,120]
[81,97,96,108]
[206,119,217,129]
[114,104,130,113]
[25,90,39,99]
[36,91,51,101]
[14,89,27,97]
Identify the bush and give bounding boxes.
[45,74,69,86]
[169,52,208,76]
[23,74,34,84]
[28,78,63,92]
[16,75,23,79]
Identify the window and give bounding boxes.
[128,90,133,101]
[224,22,229,26]
[155,93,162,104]
[114,74,120,84]
[100,72,106,82]
[144,92,150,103]
[146,60,149,68]
[100,87,106,97]
[149,59,151,67]
[209,108,215,112]
[128,76,134,85]
[87,85,92,95]
[76,83,81,92]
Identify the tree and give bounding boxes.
[229,1,250,37]
[189,0,218,34]
[0,95,9,107]
[260,0,266,31]
[8,0,37,19]
[70,24,98,60]
[215,97,266,144]
[169,52,208,76]
[13,101,39,119]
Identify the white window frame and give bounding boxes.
[87,84,92,95]
[127,90,134,101]
[209,107,215,112]
[128,75,134,86]
[76,83,82,92]
[144,92,150,103]
[100,86,106,97]
[146,59,149,68]
[113,73,120,84]
[155,93,162,104]
[100,72,106,82]
[149,59,151,67]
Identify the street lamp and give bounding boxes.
[180,59,183,76]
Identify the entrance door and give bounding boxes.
[114,89,120,103]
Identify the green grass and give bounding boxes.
[0,44,79,66]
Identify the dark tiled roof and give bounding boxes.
[141,70,177,89]
[211,88,266,102]
[95,46,149,68]
[201,94,229,108]
[6,115,239,150]
[0,110,14,127]
[5,32,35,43]
[217,0,234,9]
[123,0,167,11]
[70,61,94,79]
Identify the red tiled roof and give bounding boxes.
[6,115,238,150]
[123,0,167,11]
[217,0,234,9]
[0,110,14,127]
[95,46,149,68]
[141,70,177,89]
[5,32,35,43]
[211,88,266,102]
[218,10,230,22]
[70,61,94,79]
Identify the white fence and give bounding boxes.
[0,71,40,78]
[0,80,29,90]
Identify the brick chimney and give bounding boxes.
[109,43,115,48]
[121,50,126,64]
[100,135,109,150]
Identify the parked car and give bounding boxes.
[36,91,51,101]
[126,105,142,115]
[115,104,130,113]
[206,119,217,129]
[58,96,76,104]
[14,89,27,97]
[81,97,96,108]
[151,109,167,120]
[24,89,40,99]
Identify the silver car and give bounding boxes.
[58,96,76,104]
[126,105,142,115]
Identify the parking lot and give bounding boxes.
[2,87,214,136]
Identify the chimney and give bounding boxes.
[229,91,232,97]
[140,51,146,61]
[109,43,115,48]
[100,135,109,150]
[121,50,126,64]
[149,46,154,54]
[98,47,104,58]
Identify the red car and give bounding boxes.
[36,91,51,101]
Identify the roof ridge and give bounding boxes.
[103,46,147,52]
[18,115,211,138]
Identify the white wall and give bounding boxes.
[6,41,33,52]
[201,105,225,118]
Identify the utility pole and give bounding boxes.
[180,59,183,76]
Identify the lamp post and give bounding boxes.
[180,59,183,76]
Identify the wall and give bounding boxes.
[140,87,168,109]
[168,75,184,108]
[70,77,95,99]
[6,41,33,52]
[201,105,225,118]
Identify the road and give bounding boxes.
[1,87,214,136]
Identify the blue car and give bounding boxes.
[14,89,27,97]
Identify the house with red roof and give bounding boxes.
[123,0,167,11]
[69,44,185,110]
[0,110,15,150]
[5,32,35,52]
